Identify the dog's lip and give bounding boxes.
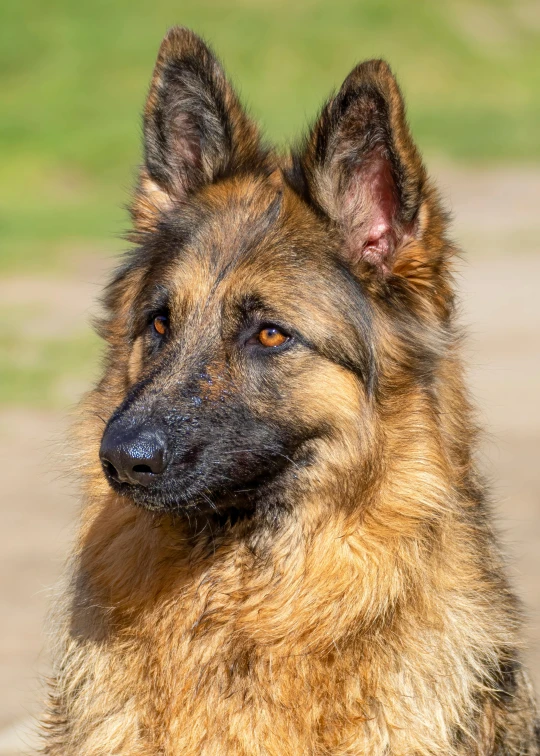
[100,440,304,514]
[102,465,268,515]
[102,470,215,512]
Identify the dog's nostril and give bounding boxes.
[133,464,153,474]
[103,459,119,480]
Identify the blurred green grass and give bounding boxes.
[1,0,538,406]
[0,328,102,408]
[2,0,539,273]
[0,297,103,408]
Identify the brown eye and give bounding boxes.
[153,316,168,336]
[258,327,288,348]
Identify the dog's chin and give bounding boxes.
[104,474,276,522]
[101,448,302,523]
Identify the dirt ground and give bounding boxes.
[0,165,539,754]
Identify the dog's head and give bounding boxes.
[95,28,452,520]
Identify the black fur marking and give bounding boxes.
[144,40,273,199]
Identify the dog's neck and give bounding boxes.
[52,389,525,755]
[59,467,511,756]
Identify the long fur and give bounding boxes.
[41,28,538,755]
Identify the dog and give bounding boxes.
[42,27,539,755]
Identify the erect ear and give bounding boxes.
[289,60,446,282]
[132,27,271,231]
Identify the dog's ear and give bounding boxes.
[133,27,269,231]
[288,60,448,288]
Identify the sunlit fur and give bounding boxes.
[41,28,538,755]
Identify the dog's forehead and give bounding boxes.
[191,175,294,261]
[165,175,331,304]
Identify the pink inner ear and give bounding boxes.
[343,151,399,273]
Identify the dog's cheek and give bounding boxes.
[284,360,378,488]
[127,337,145,386]
[297,361,365,428]
[274,356,366,434]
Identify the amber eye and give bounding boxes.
[153,315,168,336]
[257,326,289,348]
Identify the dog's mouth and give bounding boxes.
[99,416,321,524]
[101,454,295,520]
[106,478,258,518]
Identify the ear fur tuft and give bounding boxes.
[131,27,272,231]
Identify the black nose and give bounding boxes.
[99,422,168,487]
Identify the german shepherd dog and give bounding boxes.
[42,27,539,755]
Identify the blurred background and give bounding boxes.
[1,0,539,752]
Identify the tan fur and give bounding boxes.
[41,28,538,756]
[43,362,537,754]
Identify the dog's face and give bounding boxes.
[96,28,449,518]
[99,179,375,514]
